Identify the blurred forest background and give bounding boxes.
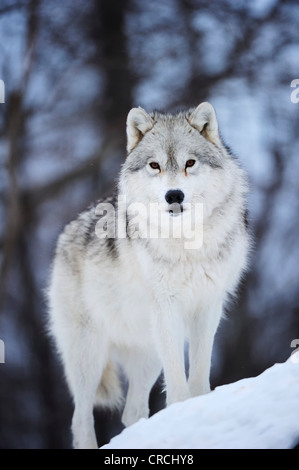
[0,0,299,449]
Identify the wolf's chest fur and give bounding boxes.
[81,225,245,349]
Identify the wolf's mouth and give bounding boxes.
[169,204,184,216]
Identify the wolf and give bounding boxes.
[48,102,250,449]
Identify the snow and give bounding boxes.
[102,358,299,449]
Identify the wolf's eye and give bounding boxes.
[186,159,196,168]
[149,162,160,170]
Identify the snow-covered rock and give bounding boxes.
[102,358,299,449]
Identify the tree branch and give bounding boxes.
[0,1,27,15]
[22,151,105,209]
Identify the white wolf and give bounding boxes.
[48,102,250,449]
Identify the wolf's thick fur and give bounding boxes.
[48,103,250,449]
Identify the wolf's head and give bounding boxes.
[119,103,247,242]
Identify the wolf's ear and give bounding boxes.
[188,102,221,147]
[126,107,155,153]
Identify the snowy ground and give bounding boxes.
[102,358,299,449]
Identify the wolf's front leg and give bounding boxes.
[152,305,190,406]
[121,350,161,427]
[188,303,223,397]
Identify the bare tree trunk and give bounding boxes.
[91,0,134,177]
[0,0,39,305]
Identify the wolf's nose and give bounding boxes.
[165,189,185,205]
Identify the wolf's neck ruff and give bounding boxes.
[93,195,204,251]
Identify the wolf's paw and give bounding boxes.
[189,381,211,397]
[121,406,149,428]
[166,385,191,406]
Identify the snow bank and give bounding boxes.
[102,358,299,449]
